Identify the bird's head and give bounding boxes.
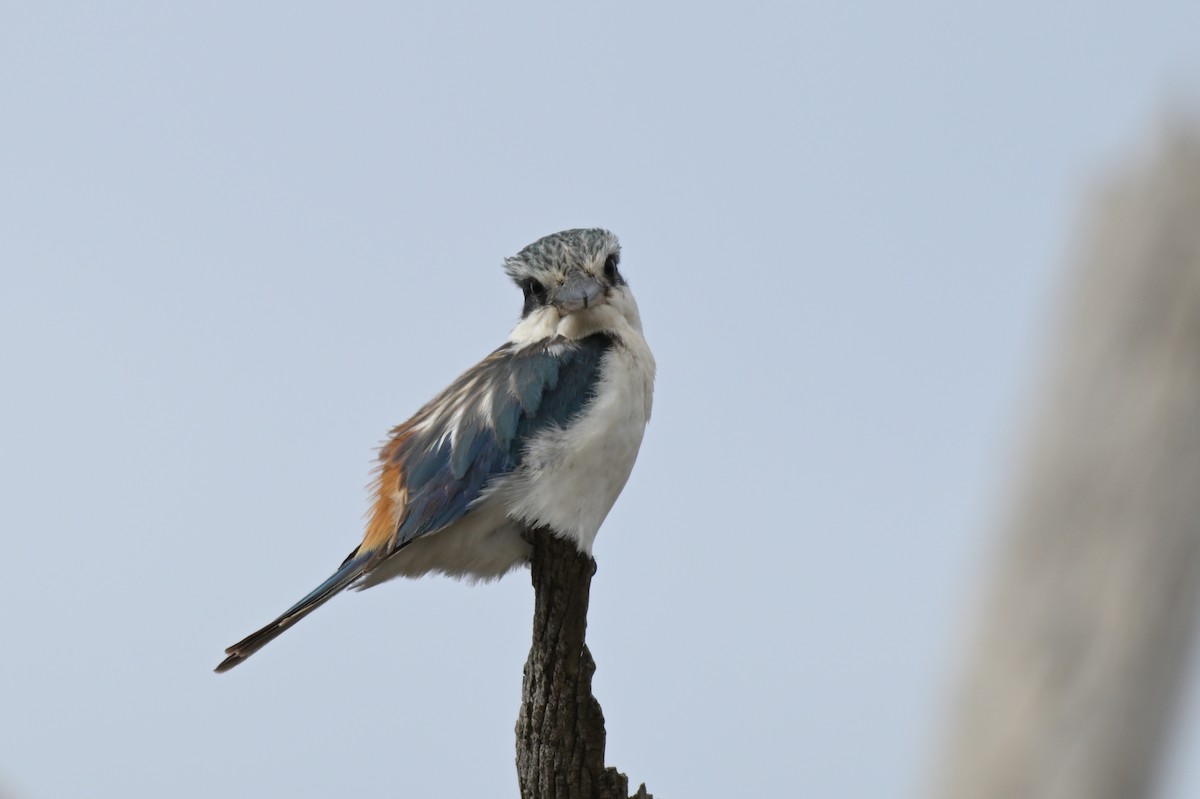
[504,228,641,344]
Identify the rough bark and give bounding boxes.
[515,527,651,799]
[931,124,1200,799]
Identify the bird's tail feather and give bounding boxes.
[215,549,374,673]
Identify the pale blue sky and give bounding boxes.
[2,3,1199,797]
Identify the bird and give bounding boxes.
[216,228,655,672]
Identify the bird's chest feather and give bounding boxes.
[505,337,655,553]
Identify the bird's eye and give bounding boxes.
[522,279,544,301]
[521,279,546,316]
[603,254,620,283]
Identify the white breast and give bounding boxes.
[504,327,655,554]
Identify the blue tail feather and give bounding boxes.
[215,550,374,673]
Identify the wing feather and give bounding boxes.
[361,333,613,558]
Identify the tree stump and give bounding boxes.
[515,527,651,799]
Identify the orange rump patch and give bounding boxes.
[361,431,410,554]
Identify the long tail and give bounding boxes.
[215,549,375,673]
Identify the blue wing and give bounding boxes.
[363,332,614,554]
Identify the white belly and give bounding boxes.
[502,337,655,554]
[357,502,530,586]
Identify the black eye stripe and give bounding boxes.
[521,279,548,317]
[603,254,622,284]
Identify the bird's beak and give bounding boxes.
[553,271,605,313]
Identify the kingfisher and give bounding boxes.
[216,228,655,672]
